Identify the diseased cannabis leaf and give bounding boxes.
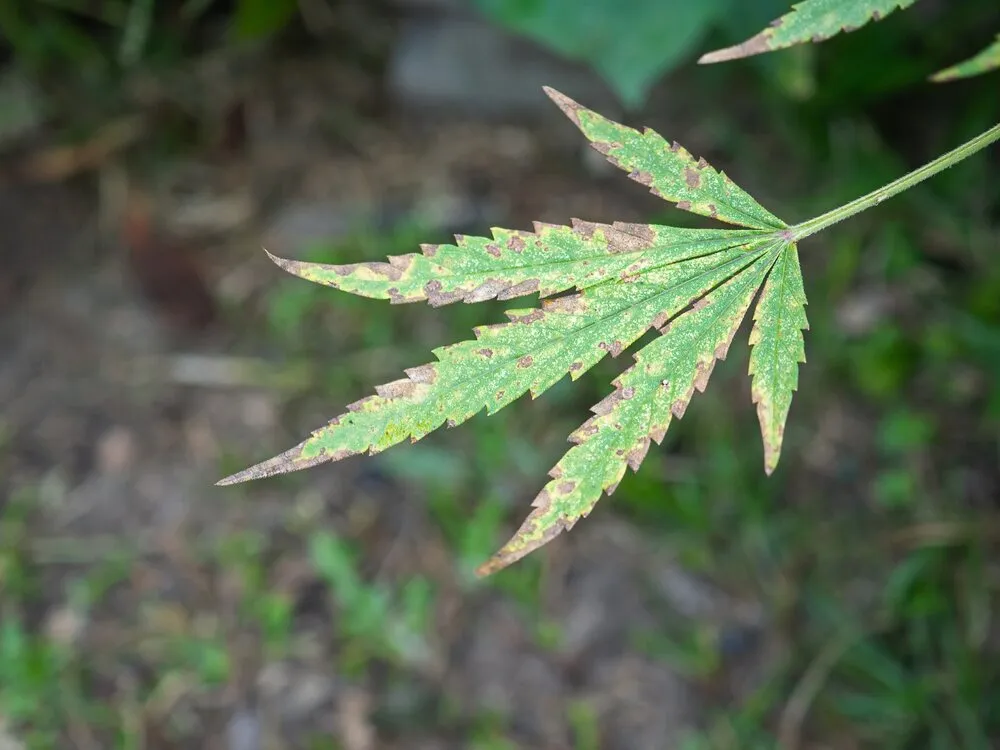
[220,88,811,575]
[931,35,1000,82]
[699,0,918,64]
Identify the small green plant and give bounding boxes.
[221,1,1000,575]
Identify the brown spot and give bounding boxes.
[375,377,419,399]
[669,141,682,153]
[495,389,505,401]
[543,87,583,127]
[334,265,352,276]
[497,278,540,300]
[621,386,635,399]
[421,243,439,257]
[605,223,655,253]
[650,424,668,443]
[532,221,562,234]
[677,200,692,211]
[557,480,576,494]
[651,311,670,329]
[446,418,457,428]
[466,279,506,303]
[507,309,545,324]
[478,348,494,358]
[599,340,625,357]
[508,235,527,253]
[632,170,654,186]
[616,449,625,456]
[626,439,651,470]
[707,203,719,218]
[364,261,402,281]
[698,33,773,64]
[486,243,502,258]
[592,141,613,156]
[571,218,599,239]
[697,157,709,170]
[684,167,701,188]
[693,357,719,393]
[405,364,437,384]
[693,297,712,311]
[517,355,533,368]
[543,294,585,313]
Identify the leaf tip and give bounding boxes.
[542,86,583,127]
[698,34,772,64]
[216,441,330,487]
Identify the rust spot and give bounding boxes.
[495,389,505,401]
[693,357,718,393]
[446,418,457,428]
[517,355,533,368]
[592,141,613,156]
[508,235,527,253]
[421,243,439,257]
[569,361,583,372]
[684,167,701,188]
[621,386,635,399]
[557,480,577,494]
[651,311,670,329]
[669,141,682,153]
[707,203,719,217]
[616,449,625,456]
[697,157,709,170]
[650,424,668,443]
[486,243,502,258]
[693,297,712,311]
[677,200,692,211]
[334,265,352,276]
[478,348,494,358]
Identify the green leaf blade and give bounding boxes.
[545,88,786,231]
[473,0,727,108]
[218,235,774,487]
[931,34,1000,82]
[478,249,779,575]
[264,222,766,306]
[699,0,918,64]
[748,243,808,475]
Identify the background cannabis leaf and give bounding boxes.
[699,0,919,64]
[471,0,728,108]
[220,90,809,574]
[931,34,1000,81]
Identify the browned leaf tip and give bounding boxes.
[216,441,328,486]
[542,86,584,127]
[698,34,773,64]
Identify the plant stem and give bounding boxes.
[788,122,1000,242]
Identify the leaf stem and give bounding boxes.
[788,122,1000,243]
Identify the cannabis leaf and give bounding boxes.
[220,88,812,575]
[473,0,727,108]
[699,0,918,64]
[931,34,1000,82]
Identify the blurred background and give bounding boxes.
[1,0,999,748]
